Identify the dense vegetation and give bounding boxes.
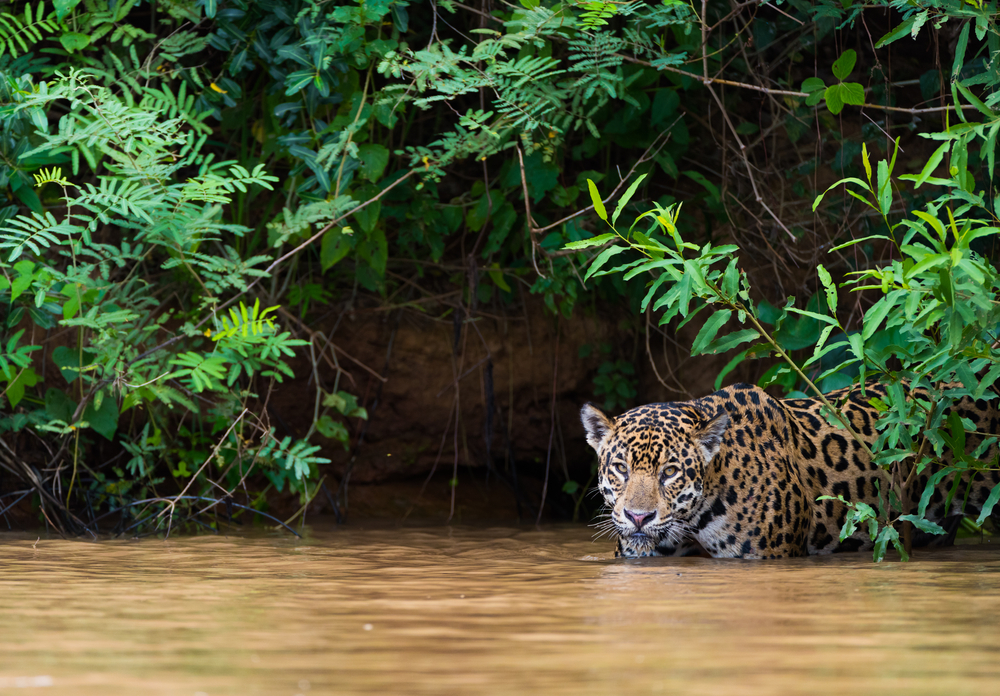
[0,0,998,555]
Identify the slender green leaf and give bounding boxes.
[975,484,1000,525]
[640,272,673,312]
[612,174,647,226]
[911,142,951,188]
[951,81,968,124]
[873,525,898,562]
[905,252,950,278]
[785,307,839,325]
[584,245,626,280]
[877,159,891,215]
[918,469,957,517]
[974,363,1000,399]
[953,22,970,80]
[817,264,837,313]
[714,349,748,390]
[803,339,850,368]
[848,332,864,363]
[564,232,616,250]
[707,329,760,355]
[587,179,607,221]
[813,177,871,211]
[691,309,731,355]
[862,296,894,340]
[676,273,693,316]
[986,121,999,181]
[912,210,947,242]
[956,81,995,118]
[829,234,890,252]
[682,259,708,294]
[875,18,915,48]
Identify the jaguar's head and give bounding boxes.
[581,402,729,556]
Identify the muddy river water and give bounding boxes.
[0,525,998,695]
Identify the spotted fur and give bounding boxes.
[582,383,1000,559]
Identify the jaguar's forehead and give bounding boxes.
[602,403,703,466]
[613,403,703,434]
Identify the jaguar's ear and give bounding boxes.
[581,403,614,451]
[694,411,730,464]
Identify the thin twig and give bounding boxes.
[704,81,796,240]
[515,145,544,278]
[536,320,559,525]
[435,355,490,398]
[645,306,670,390]
[618,53,979,114]
[532,130,674,238]
[278,306,385,383]
[97,496,301,537]
[156,409,249,536]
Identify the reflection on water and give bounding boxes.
[0,525,998,695]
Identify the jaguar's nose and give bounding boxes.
[624,509,654,530]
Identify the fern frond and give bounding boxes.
[258,433,331,481]
[63,305,142,330]
[141,82,214,135]
[576,1,619,29]
[192,246,271,294]
[73,178,164,228]
[0,2,58,60]
[0,211,78,261]
[213,299,280,341]
[167,351,228,393]
[157,30,210,60]
[32,167,70,187]
[504,5,576,44]
[494,55,566,88]
[179,163,279,203]
[266,196,354,247]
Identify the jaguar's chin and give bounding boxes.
[617,531,660,557]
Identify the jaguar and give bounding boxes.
[581,383,1000,559]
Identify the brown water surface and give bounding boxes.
[1,525,998,695]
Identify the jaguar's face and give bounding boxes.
[581,402,729,555]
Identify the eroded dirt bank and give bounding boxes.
[269,294,771,523]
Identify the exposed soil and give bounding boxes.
[268,292,772,523]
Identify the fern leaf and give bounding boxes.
[0,212,77,261]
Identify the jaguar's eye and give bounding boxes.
[661,465,679,482]
[613,462,628,476]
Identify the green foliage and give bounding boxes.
[0,11,350,529]
[573,132,1000,559]
[592,358,638,411]
[315,390,368,449]
[2,0,1000,536]
[801,49,866,115]
[0,2,58,59]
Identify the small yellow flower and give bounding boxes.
[422,156,430,170]
[204,329,212,337]
[210,82,228,94]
